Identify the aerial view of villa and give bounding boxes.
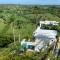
[0,0,60,60]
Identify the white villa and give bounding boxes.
[21,20,59,52]
[33,21,59,44]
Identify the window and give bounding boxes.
[28,45,35,50]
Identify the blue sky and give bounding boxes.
[0,0,60,5]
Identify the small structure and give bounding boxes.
[33,26,57,45]
[33,20,59,45]
[21,39,35,51]
[21,39,44,52]
[40,21,59,28]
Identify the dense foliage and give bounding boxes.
[0,5,60,60]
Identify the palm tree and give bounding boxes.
[15,20,21,43]
[11,22,16,45]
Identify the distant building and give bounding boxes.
[40,21,59,28]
